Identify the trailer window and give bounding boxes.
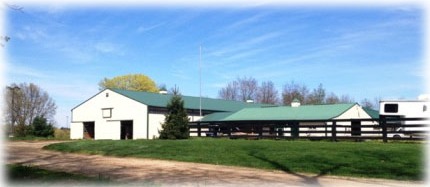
[384,104,398,113]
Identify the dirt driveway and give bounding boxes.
[5,141,426,186]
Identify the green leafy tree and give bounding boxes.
[98,74,159,92]
[31,116,54,137]
[159,91,190,139]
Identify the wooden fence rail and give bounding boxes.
[189,118,429,142]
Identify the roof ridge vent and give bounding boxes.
[291,98,301,107]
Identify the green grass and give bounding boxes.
[44,138,425,181]
[6,164,111,184]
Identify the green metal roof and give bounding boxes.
[111,89,271,112]
[199,112,234,122]
[363,107,379,119]
[220,103,357,121]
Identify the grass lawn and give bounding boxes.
[6,164,112,184]
[44,138,425,181]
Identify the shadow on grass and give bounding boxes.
[248,151,346,186]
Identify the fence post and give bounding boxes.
[331,121,337,142]
[380,116,387,143]
[197,122,201,137]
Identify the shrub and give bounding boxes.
[14,124,33,137]
[32,116,54,137]
[159,95,190,139]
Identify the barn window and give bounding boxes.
[106,93,109,97]
[102,108,112,118]
[384,104,398,113]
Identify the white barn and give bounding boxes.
[70,89,267,140]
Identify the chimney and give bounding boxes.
[291,98,301,107]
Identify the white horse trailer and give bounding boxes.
[379,100,430,138]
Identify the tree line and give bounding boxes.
[218,76,380,109]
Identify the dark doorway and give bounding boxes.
[351,121,361,136]
[83,122,95,139]
[121,120,133,140]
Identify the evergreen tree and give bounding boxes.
[32,116,54,137]
[159,94,190,139]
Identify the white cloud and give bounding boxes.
[137,22,165,33]
[94,42,116,53]
[6,63,52,79]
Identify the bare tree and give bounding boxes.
[282,81,309,105]
[218,81,239,101]
[169,85,181,96]
[361,97,381,110]
[307,83,326,104]
[256,81,278,104]
[325,92,340,104]
[4,83,57,132]
[218,76,258,102]
[339,94,355,103]
[238,76,258,102]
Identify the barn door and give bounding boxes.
[83,122,95,139]
[121,120,133,140]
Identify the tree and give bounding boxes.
[98,74,158,92]
[218,81,239,101]
[169,85,181,95]
[4,83,57,136]
[307,83,326,104]
[159,91,190,139]
[339,94,355,104]
[325,92,340,104]
[256,81,279,104]
[282,81,308,105]
[238,76,258,102]
[360,97,380,110]
[31,116,54,137]
[218,76,258,102]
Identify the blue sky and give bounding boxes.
[4,4,426,127]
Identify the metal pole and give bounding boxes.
[199,45,202,116]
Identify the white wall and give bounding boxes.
[70,122,83,139]
[71,89,148,140]
[148,113,164,139]
[148,113,204,139]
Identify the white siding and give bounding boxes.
[334,104,378,137]
[70,122,83,139]
[148,114,164,139]
[148,114,204,139]
[71,90,148,140]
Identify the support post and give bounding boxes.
[381,116,387,143]
[331,121,337,142]
[197,122,201,137]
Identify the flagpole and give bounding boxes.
[199,45,202,116]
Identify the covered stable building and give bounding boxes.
[196,100,379,138]
[71,89,379,140]
[70,89,269,140]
